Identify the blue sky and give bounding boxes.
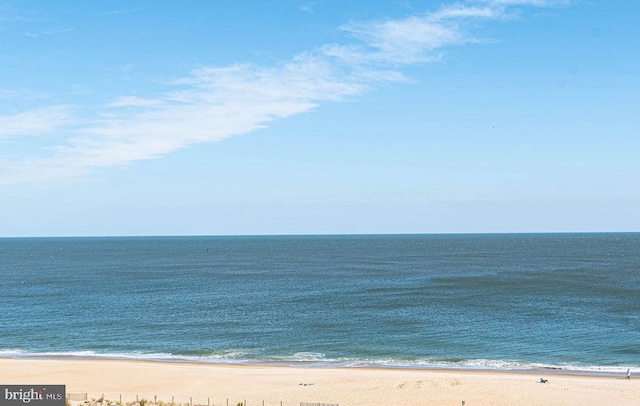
[1,0,638,236]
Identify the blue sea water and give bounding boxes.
[1,233,639,374]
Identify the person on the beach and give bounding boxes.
[626,369,631,380]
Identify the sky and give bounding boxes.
[1,0,638,237]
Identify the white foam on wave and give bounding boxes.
[200,349,253,361]
[0,348,180,361]
[290,352,326,360]
[336,358,637,375]
[0,348,635,375]
[0,348,259,365]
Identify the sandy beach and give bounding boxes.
[1,358,638,406]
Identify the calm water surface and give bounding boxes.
[1,233,639,373]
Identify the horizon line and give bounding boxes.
[2,231,638,239]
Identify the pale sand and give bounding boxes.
[1,359,639,406]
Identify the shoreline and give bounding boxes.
[2,358,638,406]
[0,354,632,378]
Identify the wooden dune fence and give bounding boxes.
[67,393,88,401]
[299,403,338,406]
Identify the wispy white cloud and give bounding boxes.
[0,89,48,101]
[299,2,315,14]
[0,55,371,185]
[0,0,572,186]
[334,1,513,66]
[0,4,46,23]
[483,0,574,6]
[340,15,471,65]
[0,106,72,138]
[24,27,73,38]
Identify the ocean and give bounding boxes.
[1,233,638,374]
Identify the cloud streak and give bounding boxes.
[24,27,74,38]
[0,0,572,186]
[0,106,73,138]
